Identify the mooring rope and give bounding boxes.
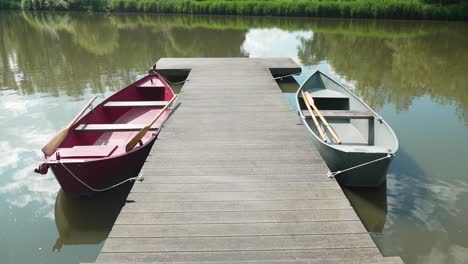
[56,160,144,192]
[327,153,394,178]
[272,72,302,80]
[272,69,323,80]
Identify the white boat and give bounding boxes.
[296,70,398,187]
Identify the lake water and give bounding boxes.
[0,11,467,264]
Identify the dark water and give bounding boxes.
[0,11,467,264]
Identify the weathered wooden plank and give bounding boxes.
[180,86,284,91]
[131,182,340,192]
[144,160,326,168]
[147,153,324,163]
[151,141,314,150]
[179,101,290,107]
[181,94,285,100]
[102,234,374,252]
[302,110,374,119]
[141,166,326,176]
[96,248,381,263]
[166,136,306,142]
[161,118,301,128]
[163,116,300,124]
[120,199,351,212]
[155,137,312,144]
[188,130,308,137]
[109,221,367,238]
[164,116,301,124]
[162,128,306,135]
[140,175,332,184]
[175,105,292,112]
[154,138,313,145]
[114,209,359,225]
[126,190,346,202]
[91,256,403,264]
[149,148,320,157]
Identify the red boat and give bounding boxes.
[35,71,176,195]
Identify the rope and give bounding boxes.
[57,160,144,192]
[327,153,394,178]
[272,72,301,80]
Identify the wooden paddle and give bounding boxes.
[41,96,97,156]
[301,90,327,142]
[304,91,341,144]
[125,95,178,152]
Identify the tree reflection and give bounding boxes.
[298,19,468,124]
[0,12,246,97]
[1,12,466,123]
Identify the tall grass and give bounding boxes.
[0,0,18,9]
[7,0,468,20]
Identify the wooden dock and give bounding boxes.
[89,58,403,264]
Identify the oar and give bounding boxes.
[304,91,342,144]
[301,90,327,142]
[41,96,97,156]
[126,95,178,152]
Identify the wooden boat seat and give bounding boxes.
[138,79,165,88]
[305,112,375,145]
[103,101,168,108]
[75,124,159,132]
[302,110,373,119]
[333,144,391,154]
[309,89,347,98]
[56,145,118,158]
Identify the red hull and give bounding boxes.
[36,72,175,195]
[49,135,157,195]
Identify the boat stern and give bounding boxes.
[34,162,50,175]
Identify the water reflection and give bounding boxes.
[1,12,467,124]
[378,147,468,263]
[241,28,312,63]
[1,10,468,264]
[0,12,247,97]
[298,21,468,125]
[0,93,62,219]
[53,184,132,251]
[343,186,387,234]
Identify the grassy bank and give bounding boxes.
[1,0,467,20]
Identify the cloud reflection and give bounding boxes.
[241,28,313,64]
[0,94,69,219]
[0,165,59,220]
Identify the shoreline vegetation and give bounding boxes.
[0,0,467,21]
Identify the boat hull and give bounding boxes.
[49,135,157,195]
[309,133,390,187]
[36,72,175,195]
[296,70,398,188]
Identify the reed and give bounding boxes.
[6,0,468,20]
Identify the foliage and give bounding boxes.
[0,0,19,9]
[2,0,467,20]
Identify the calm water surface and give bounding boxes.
[0,11,467,264]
